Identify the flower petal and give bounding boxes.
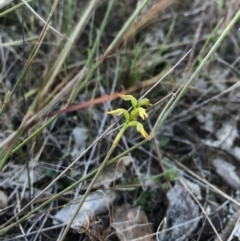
[138,98,152,107]
[117,94,137,108]
[138,107,148,120]
[136,123,150,139]
[117,94,131,100]
[107,108,124,116]
[107,108,130,120]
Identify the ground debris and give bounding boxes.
[212,158,240,191]
[82,156,133,190]
[71,127,88,158]
[53,190,117,229]
[112,203,154,241]
[159,180,199,241]
[214,209,240,241]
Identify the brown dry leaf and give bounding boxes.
[0,190,8,209]
[212,158,240,191]
[112,203,154,241]
[82,156,133,189]
[159,181,199,241]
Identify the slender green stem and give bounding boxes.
[0,136,146,236]
[0,19,50,117]
[86,0,115,67]
[76,0,150,93]
[12,116,57,154]
[189,18,223,71]
[0,0,33,17]
[40,0,100,98]
[58,124,128,241]
[102,0,150,58]
[155,9,240,132]
[0,0,61,117]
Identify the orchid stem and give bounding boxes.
[59,123,128,241]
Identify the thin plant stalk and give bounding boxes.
[0,125,131,235]
[21,0,66,39]
[68,0,115,105]
[0,18,51,117]
[39,0,100,99]
[189,18,223,71]
[0,0,60,116]
[155,9,240,133]
[1,8,239,236]
[59,124,128,241]
[86,0,115,68]
[102,0,151,59]
[0,0,33,17]
[0,21,51,169]
[68,0,151,97]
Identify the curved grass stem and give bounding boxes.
[58,124,128,241]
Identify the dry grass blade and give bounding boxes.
[38,0,101,100]
[123,0,177,42]
[149,85,183,139]
[26,68,87,125]
[174,159,240,207]
[223,210,240,241]
[1,1,240,240]
[101,0,151,61]
[21,0,67,40]
[179,178,223,241]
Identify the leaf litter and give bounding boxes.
[81,156,133,190]
[53,190,117,230]
[53,156,132,230]
[1,0,240,240]
[159,180,199,241]
[112,203,154,241]
[70,126,88,158]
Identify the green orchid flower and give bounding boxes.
[108,94,151,139]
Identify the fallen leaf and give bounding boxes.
[212,158,240,190]
[53,190,117,229]
[112,203,154,241]
[205,121,240,162]
[159,181,199,241]
[183,177,202,200]
[214,209,240,241]
[87,156,133,189]
[71,127,87,158]
[0,163,46,186]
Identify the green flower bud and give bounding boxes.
[107,108,130,120]
[118,94,138,108]
[138,98,152,107]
